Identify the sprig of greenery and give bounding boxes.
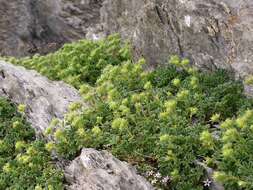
[3,34,131,88]
[0,98,63,189]
[41,54,253,189]
[2,34,253,189]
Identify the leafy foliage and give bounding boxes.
[4,34,131,88]
[42,55,253,189]
[213,110,253,189]
[2,35,253,189]
[0,98,63,189]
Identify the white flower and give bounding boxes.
[146,170,154,177]
[203,179,212,187]
[151,179,158,185]
[155,172,162,179]
[162,176,170,184]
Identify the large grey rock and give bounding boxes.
[0,61,81,135]
[0,0,62,56]
[65,148,154,190]
[0,0,253,77]
[0,0,104,57]
[100,0,253,78]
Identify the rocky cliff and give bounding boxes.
[101,0,253,78]
[0,0,104,56]
[0,0,253,76]
[0,0,252,76]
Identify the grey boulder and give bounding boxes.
[65,148,154,190]
[0,60,82,136]
[100,0,253,79]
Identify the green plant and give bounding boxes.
[2,34,253,189]
[212,110,253,190]
[42,55,253,189]
[3,34,131,88]
[0,98,63,189]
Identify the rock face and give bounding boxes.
[0,0,61,56]
[0,0,104,56]
[100,0,253,78]
[65,148,154,190]
[0,61,81,135]
[0,0,252,79]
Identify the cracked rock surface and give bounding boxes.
[0,0,252,79]
[65,148,154,190]
[101,0,253,78]
[0,60,82,136]
[0,0,104,57]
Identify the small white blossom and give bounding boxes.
[151,179,158,185]
[162,176,170,184]
[146,170,154,177]
[155,172,162,179]
[203,179,212,187]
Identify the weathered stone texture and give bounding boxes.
[0,0,104,56]
[101,0,253,78]
[0,0,252,77]
[65,148,154,190]
[0,61,81,135]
